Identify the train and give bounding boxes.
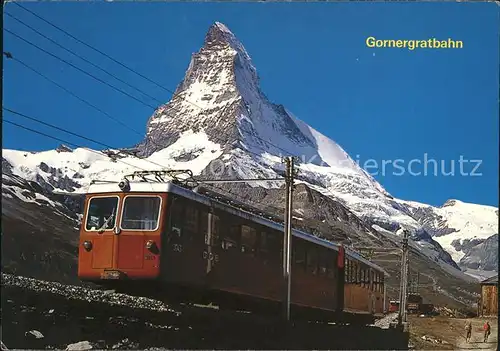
[388,294,435,315]
[75,170,389,323]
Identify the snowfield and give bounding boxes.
[2,21,497,281]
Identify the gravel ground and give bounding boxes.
[1,274,409,350]
[374,312,399,329]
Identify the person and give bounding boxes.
[465,320,472,342]
[483,321,491,343]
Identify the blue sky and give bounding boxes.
[3,2,499,207]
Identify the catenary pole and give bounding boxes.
[282,156,295,322]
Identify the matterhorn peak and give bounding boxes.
[137,21,386,198]
[205,22,236,43]
[204,22,242,51]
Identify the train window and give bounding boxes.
[344,259,349,282]
[318,249,327,276]
[348,259,353,283]
[211,214,220,245]
[351,261,358,284]
[350,264,354,282]
[200,211,208,236]
[184,206,198,233]
[169,197,183,239]
[85,196,119,231]
[201,212,219,245]
[294,242,306,269]
[241,225,257,255]
[350,261,355,283]
[121,196,161,230]
[307,246,318,275]
[259,231,268,255]
[222,224,239,251]
[267,231,281,255]
[363,268,369,286]
[326,252,335,279]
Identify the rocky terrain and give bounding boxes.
[1,274,409,350]
[2,20,495,330]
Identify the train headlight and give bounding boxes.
[145,240,159,254]
[83,241,92,251]
[118,178,130,192]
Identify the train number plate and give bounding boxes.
[101,270,121,280]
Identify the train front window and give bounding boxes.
[85,196,119,231]
[121,196,161,230]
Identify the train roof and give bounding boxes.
[66,180,389,276]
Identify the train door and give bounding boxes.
[163,196,207,285]
[203,211,220,280]
[115,194,164,274]
[82,195,121,276]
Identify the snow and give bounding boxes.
[371,225,479,283]
[3,21,498,283]
[214,21,233,34]
[438,199,497,238]
[287,109,388,195]
[398,198,498,264]
[3,130,223,192]
[3,184,57,207]
[463,268,498,282]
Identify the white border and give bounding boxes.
[119,194,163,232]
[84,195,120,232]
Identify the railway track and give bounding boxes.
[1,274,409,350]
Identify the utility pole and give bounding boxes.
[398,229,409,327]
[416,270,419,294]
[282,156,295,322]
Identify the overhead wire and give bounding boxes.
[4,52,291,177]
[13,1,179,96]
[4,49,284,169]
[4,110,348,248]
[6,4,302,158]
[2,107,172,171]
[4,28,158,110]
[4,108,118,150]
[3,119,150,172]
[3,53,144,137]
[4,11,164,105]
[5,6,394,255]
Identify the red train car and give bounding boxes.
[76,171,389,321]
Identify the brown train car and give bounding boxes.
[75,174,389,321]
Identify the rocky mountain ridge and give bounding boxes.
[2,22,496,309]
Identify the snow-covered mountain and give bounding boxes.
[2,22,497,298]
[399,199,498,273]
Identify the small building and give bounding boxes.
[479,275,498,317]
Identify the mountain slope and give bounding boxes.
[134,22,466,270]
[2,22,496,308]
[399,199,498,273]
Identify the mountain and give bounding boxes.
[2,22,496,309]
[399,199,498,273]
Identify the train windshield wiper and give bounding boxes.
[97,208,115,233]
